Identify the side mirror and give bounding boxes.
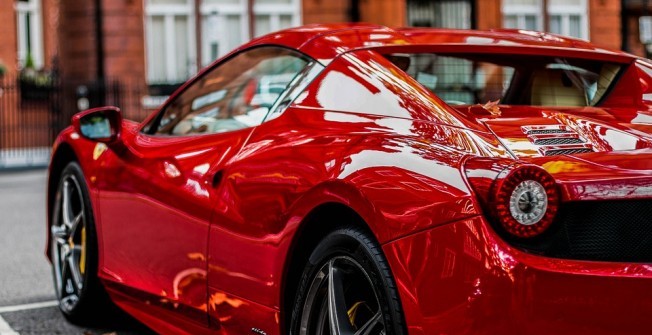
[72,107,122,144]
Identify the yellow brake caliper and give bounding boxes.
[347,301,370,329]
[80,226,87,275]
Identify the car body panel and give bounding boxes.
[384,216,652,335]
[95,125,257,328]
[46,24,652,335]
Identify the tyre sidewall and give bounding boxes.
[290,227,405,335]
[51,162,106,321]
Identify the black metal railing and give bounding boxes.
[0,74,159,169]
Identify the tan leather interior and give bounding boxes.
[590,64,620,105]
[531,70,587,107]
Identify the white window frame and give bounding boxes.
[253,0,301,35]
[145,0,197,83]
[145,0,302,81]
[200,0,301,66]
[502,1,544,31]
[15,0,44,69]
[200,1,248,66]
[547,0,589,40]
[502,0,588,39]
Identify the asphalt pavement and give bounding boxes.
[0,169,152,335]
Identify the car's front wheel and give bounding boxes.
[50,161,112,324]
[290,227,406,335]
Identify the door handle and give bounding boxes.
[211,170,224,188]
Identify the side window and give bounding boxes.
[149,47,309,136]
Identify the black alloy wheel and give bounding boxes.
[290,227,406,335]
[50,162,112,324]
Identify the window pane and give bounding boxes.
[392,52,623,108]
[280,14,293,30]
[254,15,271,37]
[569,15,581,38]
[549,0,581,5]
[203,14,219,66]
[524,15,537,30]
[149,16,167,83]
[549,15,562,35]
[226,15,243,53]
[175,16,190,81]
[149,0,189,4]
[152,47,309,136]
[202,0,241,4]
[504,15,518,29]
[503,0,540,5]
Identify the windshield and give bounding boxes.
[384,53,623,107]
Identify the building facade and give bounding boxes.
[0,0,58,76]
[0,0,649,109]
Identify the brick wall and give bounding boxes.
[626,15,645,57]
[102,0,146,82]
[0,0,17,76]
[476,0,502,30]
[589,0,622,51]
[42,0,59,69]
[58,0,97,82]
[302,0,406,27]
[58,0,146,83]
[302,0,350,24]
[360,0,406,27]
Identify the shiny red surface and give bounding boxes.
[47,24,652,334]
[384,216,652,335]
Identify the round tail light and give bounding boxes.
[492,166,560,238]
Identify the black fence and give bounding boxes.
[0,74,155,169]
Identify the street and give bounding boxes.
[0,170,151,335]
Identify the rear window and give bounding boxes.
[384,53,623,107]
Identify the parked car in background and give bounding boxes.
[47,23,652,335]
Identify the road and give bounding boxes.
[0,169,152,335]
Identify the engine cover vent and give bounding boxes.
[533,138,585,146]
[526,129,574,135]
[543,148,594,156]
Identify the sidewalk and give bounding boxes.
[0,147,50,169]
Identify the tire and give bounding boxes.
[49,161,114,324]
[289,227,406,335]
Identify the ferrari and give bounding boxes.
[47,23,652,334]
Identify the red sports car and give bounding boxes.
[47,23,652,335]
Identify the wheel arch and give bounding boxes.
[280,201,371,332]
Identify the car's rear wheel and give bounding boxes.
[290,227,405,335]
[50,161,112,324]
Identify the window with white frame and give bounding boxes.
[145,0,197,84]
[145,0,301,83]
[200,0,300,67]
[547,0,588,39]
[503,0,542,31]
[15,0,44,69]
[502,0,588,39]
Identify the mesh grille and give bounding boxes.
[513,200,652,262]
[534,138,584,146]
[544,148,593,156]
[526,129,573,135]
